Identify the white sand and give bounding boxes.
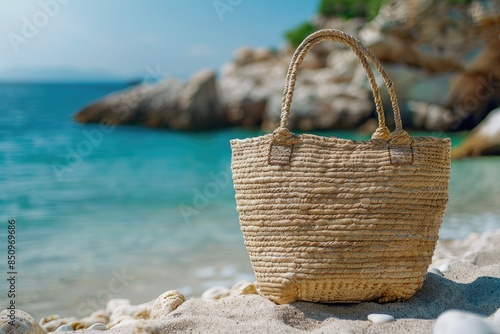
[3,230,500,333]
[76,230,500,334]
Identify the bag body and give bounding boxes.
[230,29,451,304]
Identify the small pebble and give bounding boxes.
[428,268,444,276]
[88,323,108,330]
[106,298,131,314]
[201,286,230,300]
[41,317,77,332]
[439,262,451,272]
[434,310,497,334]
[55,324,74,331]
[107,315,134,328]
[110,304,142,322]
[77,313,108,328]
[112,318,138,329]
[493,308,500,323]
[0,309,46,334]
[367,314,395,324]
[463,251,478,264]
[90,309,109,319]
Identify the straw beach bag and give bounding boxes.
[230,29,451,304]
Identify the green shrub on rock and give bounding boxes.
[284,22,316,47]
[284,0,387,47]
[319,0,386,20]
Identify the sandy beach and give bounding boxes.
[2,0,500,333]
[2,229,499,334]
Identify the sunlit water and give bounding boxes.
[0,83,499,319]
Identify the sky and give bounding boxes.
[0,0,320,81]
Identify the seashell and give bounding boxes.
[230,282,258,296]
[68,321,86,330]
[150,290,185,319]
[231,280,248,291]
[39,314,60,326]
[132,301,154,319]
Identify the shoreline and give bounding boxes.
[2,229,500,333]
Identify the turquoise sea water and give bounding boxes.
[1,83,499,319]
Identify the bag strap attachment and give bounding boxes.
[269,29,412,166]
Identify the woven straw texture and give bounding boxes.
[230,29,451,304]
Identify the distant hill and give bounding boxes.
[0,67,128,83]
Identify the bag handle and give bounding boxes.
[272,29,410,146]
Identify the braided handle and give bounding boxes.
[274,29,409,145]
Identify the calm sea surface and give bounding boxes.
[1,83,499,319]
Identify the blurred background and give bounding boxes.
[1,0,499,320]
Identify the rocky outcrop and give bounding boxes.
[76,70,227,131]
[220,43,376,131]
[452,106,500,158]
[75,0,500,134]
[360,0,500,131]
